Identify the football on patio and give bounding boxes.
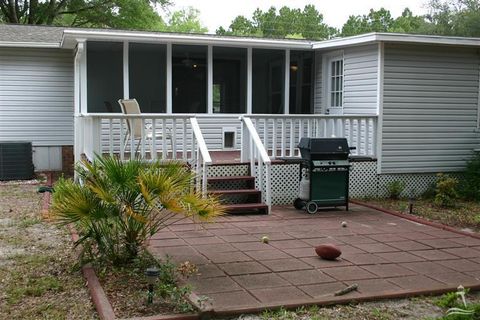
[315,244,342,260]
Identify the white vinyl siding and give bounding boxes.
[314,44,378,115]
[381,43,480,173]
[313,51,322,114]
[0,48,74,146]
[343,44,378,115]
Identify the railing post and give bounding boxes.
[91,117,101,159]
[265,163,272,213]
[240,116,250,162]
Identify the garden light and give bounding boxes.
[145,267,160,305]
[408,196,415,214]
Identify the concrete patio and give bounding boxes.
[148,204,480,315]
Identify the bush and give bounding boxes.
[461,152,480,201]
[434,173,459,208]
[421,183,436,200]
[386,181,405,199]
[51,156,223,265]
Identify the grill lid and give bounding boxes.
[298,138,350,160]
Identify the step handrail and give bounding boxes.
[190,117,211,197]
[240,116,272,212]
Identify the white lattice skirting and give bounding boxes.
[207,161,465,205]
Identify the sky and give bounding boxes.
[166,0,430,33]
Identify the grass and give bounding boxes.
[361,198,480,232]
[0,183,96,320]
[255,303,412,320]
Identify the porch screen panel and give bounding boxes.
[289,51,314,114]
[129,43,166,113]
[252,49,285,114]
[213,47,247,113]
[87,41,123,112]
[172,45,207,113]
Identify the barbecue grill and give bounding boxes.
[294,137,352,213]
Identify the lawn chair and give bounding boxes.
[117,99,170,158]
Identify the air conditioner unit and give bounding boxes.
[0,142,34,180]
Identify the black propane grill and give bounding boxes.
[294,138,352,213]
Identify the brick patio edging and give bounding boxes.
[42,172,200,320]
[208,284,480,317]
[350,199,480,240]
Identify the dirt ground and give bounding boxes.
[0,180,97,319]
[2,179,480,320]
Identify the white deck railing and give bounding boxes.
[240,116,272,212]
[75,113,211,195]
[76,113,197,161]
[246,114,378,158]
[190,117,212,196]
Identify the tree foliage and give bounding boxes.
[217,0,480,39]
[424,0,480,36]
[216,5,336,40]
[0,0,208,33]
[165,7,207,33]
[341,8,427,36]
[0,0,165,27]
[340,1,480,37]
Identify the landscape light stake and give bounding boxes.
[145,267,160,305]
[408,190,415,214]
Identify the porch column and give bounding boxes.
[247,47,252,114]
[123,41,129,99]
[80,41,87,114]
[284,49,290,114]
[74,41,85,178]
[166,43,172,114]
[207,45,213,114]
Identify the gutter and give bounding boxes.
[0,41,61,48]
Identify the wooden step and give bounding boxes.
[208,189,261,196]
[207,175,255,183]
[223,203,269,214]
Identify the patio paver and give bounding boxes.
[148,204,480,314]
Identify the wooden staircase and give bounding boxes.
[207,164,268,214]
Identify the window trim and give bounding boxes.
[322,50,344,114]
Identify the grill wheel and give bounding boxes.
[306,201,318,214]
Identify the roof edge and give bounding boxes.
[61,29,313,49]
[311,32,480,49]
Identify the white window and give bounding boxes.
[325,54,344,114]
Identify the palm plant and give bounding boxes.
[51,156,223,265]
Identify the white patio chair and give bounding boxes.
[117,99,170,158]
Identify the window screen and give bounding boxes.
[252,49,285,114]
[87,41,123,113]
[213,47,247,113]
[129,43,166,113]
[172,45,207,113]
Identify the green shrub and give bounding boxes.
[434,173,459,208]
[436,291,461,309]
[421,183,436,200]
[51,156,223,265]
[461,152,480,201]
[386,181,405,199]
